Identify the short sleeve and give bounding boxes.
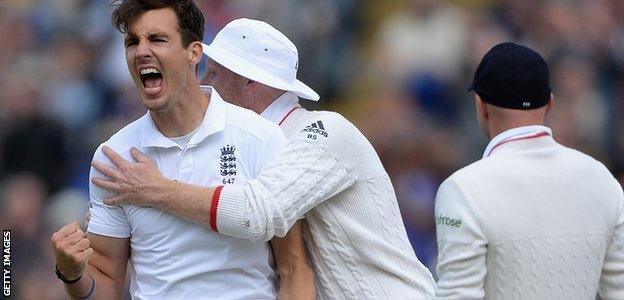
[435,176,488,299]
[86,146,131,238]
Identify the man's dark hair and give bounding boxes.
[111,0,205,47]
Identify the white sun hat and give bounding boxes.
[202,18,320,101]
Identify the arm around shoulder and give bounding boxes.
[215,113,362,241]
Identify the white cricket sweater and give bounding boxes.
[434,126,624,299]
[211,93,436,299]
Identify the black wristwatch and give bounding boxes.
[55,264,82,284]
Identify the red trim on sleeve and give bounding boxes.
[210,185,224,231]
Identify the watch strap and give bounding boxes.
[55,264,82,284]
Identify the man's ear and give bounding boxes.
[476,94,489,120]
[189,41,203,65]
[545,93,555,115]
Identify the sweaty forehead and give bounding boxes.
[127,8,180,37]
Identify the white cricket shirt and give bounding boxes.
[87,86,287,299]
[435,125,624,299]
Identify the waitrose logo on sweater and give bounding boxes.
[436,214,462,228]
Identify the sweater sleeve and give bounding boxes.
[599,178,624,299]
[214,112,361,241]
[435,176,488,299]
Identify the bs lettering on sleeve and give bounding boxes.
[301,120,328,140]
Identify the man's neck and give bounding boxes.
[485,104,548,139]
[151,86,209,137]
[488,121,545,139]
[259,92,300,124]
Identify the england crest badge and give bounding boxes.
[219,144,237,184]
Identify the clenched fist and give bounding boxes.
[51,222,94,281]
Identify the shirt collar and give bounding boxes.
[482,125,552,158]
[140,85,226,149]
[260,92,301,124]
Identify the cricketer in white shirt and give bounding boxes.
[434,125,624,299]
[90,17,436,299]
[88,86,287,299]
[93,90,438,299]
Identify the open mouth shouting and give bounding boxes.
[139,67,164,97]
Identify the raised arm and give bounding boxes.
[52,223,130,299]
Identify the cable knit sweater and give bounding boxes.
[213,99,436,299]
[435,126,624,299]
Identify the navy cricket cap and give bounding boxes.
[468,42,551,110]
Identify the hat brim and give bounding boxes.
[202,43,320,101]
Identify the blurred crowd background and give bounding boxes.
[2,0,624,298]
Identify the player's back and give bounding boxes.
[277,108,436,299]
[448,135,623,299]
